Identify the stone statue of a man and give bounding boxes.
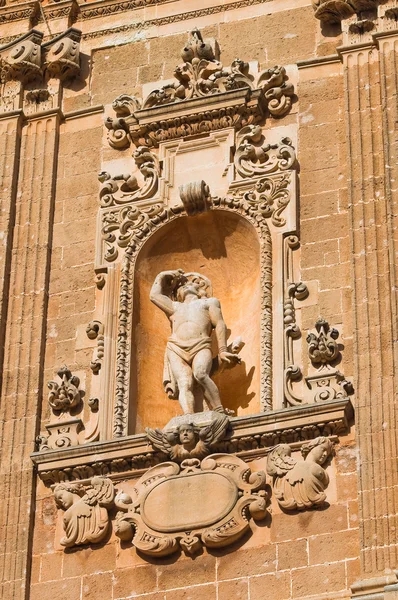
[150,269,240,414]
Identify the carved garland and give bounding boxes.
[113,203,272,437]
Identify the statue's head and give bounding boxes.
[178,423,197,450]
[175,272,212,302]
[53,482,83,510]
[301,436,333,465]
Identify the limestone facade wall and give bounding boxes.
[0,0,397,599]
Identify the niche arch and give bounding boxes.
[114,206,272,437]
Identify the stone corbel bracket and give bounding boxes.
[42,27,81,81]
[312,0,380,24]
[31,398,353,485]
[0,27,81,115]
[0,29,43,83]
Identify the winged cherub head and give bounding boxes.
[177,423,198,452]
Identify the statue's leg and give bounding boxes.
[192,349,223,411]
[167,349,195,414]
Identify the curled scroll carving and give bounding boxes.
[54,476,115,547]
[267,437,334,510]
[257,66,294,117]
[98,146,159,208]
[234,125,296,178]
[105,94,141,149]
[47,366,82,412]
[114,454,268,556]
[179,180,210,216]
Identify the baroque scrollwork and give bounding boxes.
[267,436,334,510]
[142,29,254,109]
[105,28,295,149]
[47,365,83,412]
[234,125,296,178]
[114,454,268,556]
[98,146,159,208]
[257,66,294,117]
[54,476,115,547]
[227,173,293,227]
[102,203,165,262]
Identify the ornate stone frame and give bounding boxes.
[112,201,273,438]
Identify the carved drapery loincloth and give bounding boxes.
[163,336,212,399]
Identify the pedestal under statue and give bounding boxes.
[150,269,242,415]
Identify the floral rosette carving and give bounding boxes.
[114,454,268,557]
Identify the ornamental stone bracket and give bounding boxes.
[0,27,81,114]
[31,397,353,485]
[104,28,295,151]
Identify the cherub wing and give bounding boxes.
[266,444,297,477]
[198,414,229,446]
[146,427,173,455]
[87,477,115,508]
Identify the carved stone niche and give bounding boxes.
[114,454,268,556]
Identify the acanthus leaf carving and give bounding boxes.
[47,365,83,412]
[234,125,296,178]
[266,436,334,510]
[54,476,115,547]
[114,454,268,556]
[228,172,293,227]
[101,203,166,262]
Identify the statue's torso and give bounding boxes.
[170,298,212,342]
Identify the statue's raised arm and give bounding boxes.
[149,269,186,317]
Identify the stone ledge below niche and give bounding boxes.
[31,397,354,486]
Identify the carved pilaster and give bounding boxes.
[0,110,61,599]
[339,33,398,575]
